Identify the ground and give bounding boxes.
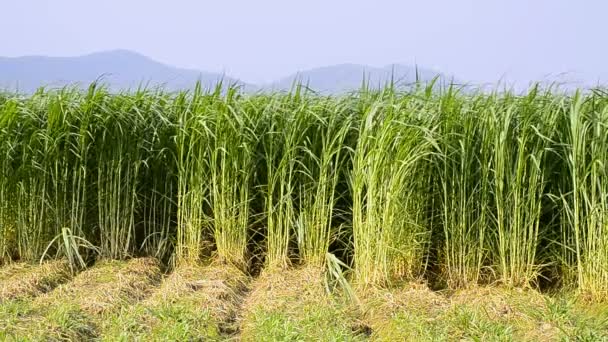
[0,259,606,341]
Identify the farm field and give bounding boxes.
[1,82,608,339]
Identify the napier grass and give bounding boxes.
[0,82,607,302]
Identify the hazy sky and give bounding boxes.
[2,0,607,85]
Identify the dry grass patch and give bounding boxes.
[37,257,161,315]
[101,261,249,341]
[364,285,570,341]
[2,258,161,341]
[0,263,29,281]
[358,282,448,340]
[147,261,248,325]
[240,265,364,341]
[0,260,72,302]
[446,287,558,340]
[448,286,547,320]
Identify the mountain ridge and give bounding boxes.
[0,50,454,93]
[0,50,246,93]
[268,63,455,93]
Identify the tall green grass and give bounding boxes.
[175,87,213,264]
[560,91,608,299]
[436,88,493,288]
[296,97,352,267]
[0,98,18,262]
[489,89,560,287]
[351,88,436,285]
[260,91,309,268]
[0,83,606,300]
[138,90,177,261]
[208,88,257,268]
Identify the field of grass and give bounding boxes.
[1,82,607,339]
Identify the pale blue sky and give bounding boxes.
[2,0,607,86]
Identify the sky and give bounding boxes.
[2,0,607,86]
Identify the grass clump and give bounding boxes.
[435,89,493,288]
[259,92,310,268]
[175,87,213,264]
[351,89,436,285]
[296,96,353,267]
[208,89,258,269]
[489,89,560,287]
[558,92,608,300]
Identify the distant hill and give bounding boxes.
[0,50,248,93]
[267,63,459,93]
[0,50,460,94]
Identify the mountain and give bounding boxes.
[0,50,248,93]
[267,63,459,93]
[0,50,459,94]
